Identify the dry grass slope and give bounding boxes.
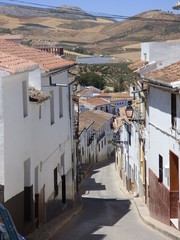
[0,7,180,58]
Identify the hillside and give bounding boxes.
[1,5,180,58]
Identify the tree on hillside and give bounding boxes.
[76,72,106,90]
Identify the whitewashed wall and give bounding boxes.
[0,71,9,185]
[141,42,180,68]
[1,69,74,203]
[3,72,31,201]
[147,86,180,189]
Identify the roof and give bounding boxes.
[29,87,50,103]
[0,52,38,74]
[99,92,129,98]
[79,117,94,133]
[144,61,180,88]
[77,86,101,97]
[98,92,132,102]
[0,40,75,72]
[128,60,147,72]
[79,98,94,108]
[87,97,110,107]
[79,110,114,131]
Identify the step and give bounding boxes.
[170,218,178,229]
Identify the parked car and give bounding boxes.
[0,204,25,240]
[0,223,25,240]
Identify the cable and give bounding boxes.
[1,0,56,8]
[0,0,180,23]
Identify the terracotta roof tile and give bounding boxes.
[77,87,101,97]
[79,110,113,131]
[128,60,147,71]
[79,118,94,133]
[87,97,110,107]
[79,98,94,107]
[0,52,38,74]
[0,40,75,72]
[98,92,132,101]
[145,61,180,87]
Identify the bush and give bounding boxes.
[76,72,106,90]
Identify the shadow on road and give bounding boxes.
[71,159,132,240]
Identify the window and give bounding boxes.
[39,105,41,119]
[22,81,28,118]
[24,158,32,221]
[104,137,106,145]
[54,167,58,197]
[50,90,55,125]
[171,93,176,129]
[99,144,100,152]
[59,87,63,118]
[101,140,103,149]
[159,155,163,183]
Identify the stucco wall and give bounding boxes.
[148,87,180,189]
[141,42,180,68]
[2,69,74,204]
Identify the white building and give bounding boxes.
[0,40,76,235]
[98,92,132,115]
[79,110,114,163]
[144,62,180,229]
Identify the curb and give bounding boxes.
[26,202,84,240]
[133,198,180,240]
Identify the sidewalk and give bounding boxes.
[26,195,83,240]
[115,172,180,240]
[133,197,180,240]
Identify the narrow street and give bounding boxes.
[52,160,170,240]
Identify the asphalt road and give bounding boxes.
[52,160,170,240]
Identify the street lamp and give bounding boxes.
[125,103,134,119]
[125,103,145,125]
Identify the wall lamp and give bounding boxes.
[125,103,145,125]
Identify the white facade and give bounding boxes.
[0,64,76,234]
[147,86,180,189]
[95,118,114,162]
[141,41,180,69]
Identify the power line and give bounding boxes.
[0,0,180,23]
[1,0,56,8]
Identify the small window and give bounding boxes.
[101,141,103,149]
[54,167,58,197]
[171,93,176,129]
[104,137,106,145]
[39,105,41,119]
[50,90,55,125]
[22,81,28,118]
[159,155,163,183]
[59,87,63,118]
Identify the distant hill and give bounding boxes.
[0,5,180,59]
[0,5,96,20]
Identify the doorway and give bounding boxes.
[170,151,179,228]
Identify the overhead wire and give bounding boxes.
[0,0,180,23]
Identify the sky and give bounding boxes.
[2,0,180,17]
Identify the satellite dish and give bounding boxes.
[173,1,180,10]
